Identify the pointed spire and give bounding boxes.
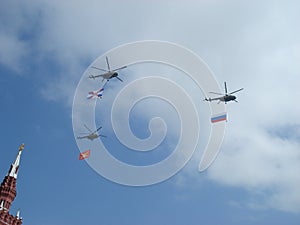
[16,208,20,219]
[8,144,25,179]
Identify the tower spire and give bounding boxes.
[0,144,24,224]
[8,144,24,179]
[16,208,20,219]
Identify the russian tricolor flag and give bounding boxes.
[87,88,104,99]
[211,113,227,123]
[79,150,91,160]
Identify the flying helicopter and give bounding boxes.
[77,124,107,141]
[204,82,243,104]
[89,56,127,82]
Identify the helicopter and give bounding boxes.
[77,124,107,141]
[204,82,243,104]
[89,56,127,82]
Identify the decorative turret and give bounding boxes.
[0,144,24,225]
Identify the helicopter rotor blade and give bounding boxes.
[84,124,93,133]
[91,66,108,72]
[224,82,228,94]
[209,91,223,95]
[229,88,243,94]
[112,66,127,72]
[99,134,107,138]
[116,77,123,82]
[106,56,111,71]
[96,126,102,132]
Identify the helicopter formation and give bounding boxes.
[76,56,127,142]
[77,56,243,142]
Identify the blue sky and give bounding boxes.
[1,0,300,224]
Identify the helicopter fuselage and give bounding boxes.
[110,72,118,78]
[205,94,237,103]
[77,133,99,141]
[87,133,99,140]
[222,95,236,102]
[204,82,243,104]
[101,71,118,79]
[89,56,125,82]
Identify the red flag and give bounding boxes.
[79,150,90,160]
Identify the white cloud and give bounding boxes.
[0,34,28,73]
[208,123,300,212]
[0,1,30,73]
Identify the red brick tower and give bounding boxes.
[0,144,24,225]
